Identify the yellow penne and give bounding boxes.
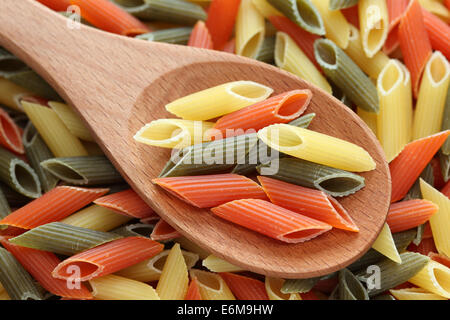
[357,107,378,137]
[202,254,245,273]
[236,0,265,58]
[371,223,402,263]
[89,274,160,300]
[156,243,189,300]
[176,237,211,260]
[420,179,450,257]
[258,124,376,172]
[165,81,273,121]
[408,260,450,299]
[134,119,215,149]
[60,204,132,232]
[377,59,412,162]
[358,0,389,58]
[412,51,450,140]
[117,249,198,283]
[265,277,301,300]
[274,32,332,94]
[0,77,33,111]
[344,25,390,79]
[419,0,450,23]
[189,269,235,300]
[251,0,282,18]
[389,287,447,300]
[48,101,94,142]
[21,101,88,157]
[0,283,10,300]
[310,0,350,49]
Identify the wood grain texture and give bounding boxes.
[0,0,391,278]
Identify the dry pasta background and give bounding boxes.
[0,0,449,300]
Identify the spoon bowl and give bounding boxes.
[0,0,390,278]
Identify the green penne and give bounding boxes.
[0,182,31,207]
[9,222,123,256]
[329,0,359,10]
[268,0,325,35]
[233,113,316,175]
[356,252,430,297]
[136,27,193,44]
[281,277,320,294]
[159,133,258,177]
[0,186,10,219]
[412,224,425,247]
[0,147,41,199]
[440,86,450,155]
[23,123,58,193]
[111,0,207,25]
[4,69,60,101]
[338,268,369,300]
[256,36,276,64]
[404,163,434,200]
[40,156,123,186]
[440,151,450,183]
[256,158,365,197]
[0,47,27,76]
[112,223,155,238]
[0,247,43,300]
[314,38,379,113]
[331,82,354,109]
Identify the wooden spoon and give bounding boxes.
[0,0,390,279]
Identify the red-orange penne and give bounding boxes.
[398,0,432,97]
[408,237,437,255]
[213,90,311,138]
[0,236,92,299]
[36,0,71,11]
[428,252,450,268]
[257,176,359,232]
[341,5,359,27]
[188,21,214,49]
[70,0,150,36]
[153,174,268,208]
[0,108,24,154]
[0,186,109,229]
[386,199,438,233]
[430,157,445,190]
[151,219,182,241]
[52,237,164,281]
[211,199,332,243]
[0,226,26,237]
[383,0,408,54]
[222,38,236,53]
[446,0,450,10]
[422,8,450,60]
[185,277,202,300]
[268,16,321,69]
[220,272,269,300]
[93,189,158,219]
[390,131,450,203]
[206,0,241,50]
[441,180,450,198]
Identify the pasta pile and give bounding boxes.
[0,0,449,300]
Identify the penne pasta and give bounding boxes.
[422,8,450,60]
[206,0,241,50]
[0,108,23,154]
[252,0,282,18]
[412,51,450,140]
[202,255,244,273]
[89,274,160,300]
[0,77,34,111]
[387,199,438,234]
[256,36,276,64]
[357,107,378,137]
[187,21,213,49]
[358,0,389,58]
[258,124,376,172]
[419,0,450,23]
[189,269,235,300]
[185,277,202,300]
[329,0,359,10]
[235,0,265,59]
[151,219,182,242]
[0,186,10,220]
[390,287,447,300]
[371,223,402,263]
[338,268,369,300]
[265,277,301,300]
[408,260,450,299]
[275,32,332,94]
[176,236,211,260]
[220,272,269,300]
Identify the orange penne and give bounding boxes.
[153,174,268,208]
[428,252,450,268]
[0,108,24,154]
[151,219,182,241]
[70,0,150,36]
[408,237,438,255]
[447,0,450,10]
[206,0,241,50]
[257,176,359,232]
[188,21,214,49]
[213,90,311,138]
[0,186,109,229]
[0,226,26,237]
[390,131,450,203]
[341,5,359,27]
[386,199,438,233]
[185,277,202,300]
[222,38,236,53]
[0,237,92,299]
[422,8,450,60]
[441,180,450,198]
[36,0,71,11]
[383,0,409,54]
[93,189,158,219]
[220,272,269,300]
[268,16,321,69]
[52,237,163,281]
[398,0,432,98]
[211,199,332,243]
